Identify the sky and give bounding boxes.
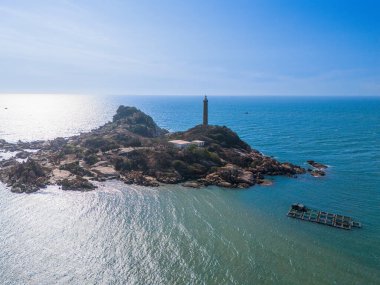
[0,0,379,96]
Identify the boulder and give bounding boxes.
[15,151,31,159]
[50,168,72,184]
[204,165,254,188]
[310,169,326,177]
[182,181,201,188]
[258,179,273,186]
[59,161,93,177]
[237,170,254,184]
[122,171,159,187]
[57,176,96,191]
[217,181,233,188]
[155,171,182,184]
[2,159,49,193]
[10,182,39,193]
[91,166,119,179]
[307,160,327,169]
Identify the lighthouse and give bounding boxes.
[203,95,208,126]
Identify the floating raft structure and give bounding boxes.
[287,203,362,230]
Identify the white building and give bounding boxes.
[168,140,192,149]
[191,140,205,147]
[169,139,205,149]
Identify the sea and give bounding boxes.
[0,94,379,285]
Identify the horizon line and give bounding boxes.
[0,93,379,97]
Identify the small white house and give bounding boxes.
[191,140,205,147]
[168,140,192,149]
[169,139,205,149]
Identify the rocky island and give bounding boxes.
[0,105,313,193]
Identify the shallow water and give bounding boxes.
[0,95,379,284]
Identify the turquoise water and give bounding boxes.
[0,95,379,284]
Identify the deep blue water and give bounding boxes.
[0,95,379,284]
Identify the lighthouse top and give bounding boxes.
[203,95,208,126]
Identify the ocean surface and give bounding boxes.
[0,94,379,285]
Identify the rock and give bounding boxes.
[91,166,119,179]
[237,183,250,188]
[112,106,168,137]
[57,176,96,191]
[2,159,49,193]
[47,137,67,151]
[310,169,326,177]
[0,159,18,168]
[122,171,159,187]
[92,160,109,167]
[204,164,255,188]
[15,151,31,159]
[237,170,254,184]
[50,169,72,184]
[258,179,273,186]
[278,162,306,176]
[155,171,182,184]
[307,160,327,169]
[217,181,233,188]
[143,176,160,187]
[307,160,327,177]
[118,147,135,156]
[10,182,39,193]
[182,181,201,188]
[59,161,93,177]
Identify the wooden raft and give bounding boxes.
[287,204,362,230]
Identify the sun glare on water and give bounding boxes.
[0,94,112,142]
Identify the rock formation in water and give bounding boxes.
[306,160,328,177]
[0,105,308,193]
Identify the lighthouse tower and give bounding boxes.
[203,95,208,126]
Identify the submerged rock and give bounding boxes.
[258,179,273,186]
[307,160,328,169]
[307,160,328,177]
[309,169,326,177]
[182,181,201,188]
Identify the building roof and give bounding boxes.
[168,140,191,145]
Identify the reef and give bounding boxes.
[0,105,311,193]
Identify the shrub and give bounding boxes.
[172,160,206,178]
[185,147,222,165]
[128,125,150,136]
[114,158,133,171]
[114,134,142,147]
[83,137,119,152]
[84,154,99,165]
